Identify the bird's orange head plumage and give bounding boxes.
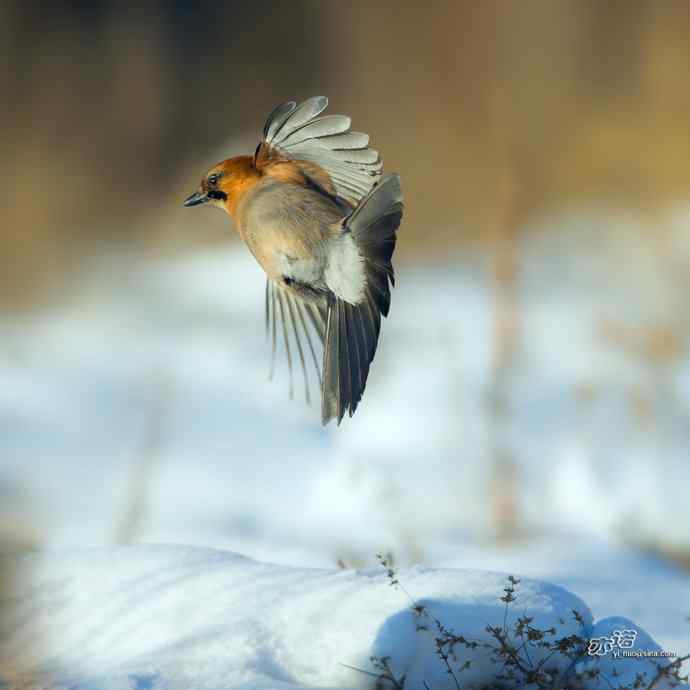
[184,153,316,219]
[183,155,262,217]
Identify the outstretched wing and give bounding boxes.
[255,96,382,206]
[265,281,381,426]
[320,176,403,425]
[320,295,383,425]
[265,280,328,409]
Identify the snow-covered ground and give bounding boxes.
[0,545,684,690]
[1,208,690,686]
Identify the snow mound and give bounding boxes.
[1,545,681,690]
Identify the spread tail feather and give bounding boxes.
[321,174,403,425]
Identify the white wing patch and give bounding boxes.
[324,233,366,305]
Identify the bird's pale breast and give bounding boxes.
[237,179,344,287]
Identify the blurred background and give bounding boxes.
[6,0,690,306]
[2,0,690,672]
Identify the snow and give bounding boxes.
[439,536,690,653]
[3,544,680,690]
[1,207,690,686]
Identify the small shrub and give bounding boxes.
[356,556,690,690]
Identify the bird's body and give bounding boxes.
[240,176,343,287]
[184,97,403,425]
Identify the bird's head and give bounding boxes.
[183,156,260,216]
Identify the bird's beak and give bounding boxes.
[183,190,208,207]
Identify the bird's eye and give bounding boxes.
[208,173,221,185]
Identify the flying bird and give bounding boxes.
[184,96,403,425]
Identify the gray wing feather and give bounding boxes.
[305,302,326,342]
[348,302,366,396]
[274,115,352,147]
[318,176,403,424]
[263,100,297,140]
[337,300,351,422]
[269,282,278,381]
[265,279,327,407]
[285,293,311,405]
[268,96,329,143]
[261,96,382,205]
[296,300,322,389]
[276,290,294,400]
[319,296,382,425]
[321,303,340,423]
[322,132,370,149]
[263,286,387,425]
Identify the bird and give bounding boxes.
[183,96,403,425]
